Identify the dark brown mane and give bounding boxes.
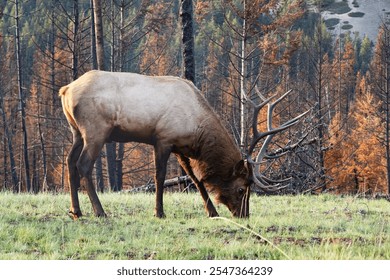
[179,81,243,192]
[190,115,243,193]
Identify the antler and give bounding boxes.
[247,89,309,193]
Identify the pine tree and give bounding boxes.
[326,75,387,195]
[352,89,386,194]
[357,35,373,74]
[371,22,390,194]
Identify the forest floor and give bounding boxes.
[0,192,389,260]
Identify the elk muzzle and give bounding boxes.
[232,189,250,218]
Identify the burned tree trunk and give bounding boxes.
[179,0,196,179]
[15,0,31,192]
[93,0,105,70]
[180,0,195,83]
[0,99,19,190]
[90,0,105,192]
[93,0,117,191]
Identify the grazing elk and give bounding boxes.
[60,70,305,219]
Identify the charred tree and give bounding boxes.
[179,0,196,179]
[372,22,390,194]
[0,99,19,190]
[90,0,105,192]
[15,0,31,192]
[93,0,117,191]
[72,0,79,80]
[93,0,105,69]
[180,0,195,83]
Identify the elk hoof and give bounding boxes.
[208,211,219,218]
[69,209,82,220]
[96,212,108,218]
[154,211,166,219]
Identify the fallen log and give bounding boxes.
[130,175,195,193]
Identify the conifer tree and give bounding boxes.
[371,22,390,194]
[352,89,386,194]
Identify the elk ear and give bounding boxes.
[232,160,247,177]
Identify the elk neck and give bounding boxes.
[188,116,242,191]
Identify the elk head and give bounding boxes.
[216,159,251,218]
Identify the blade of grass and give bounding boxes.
[212,216,291,260]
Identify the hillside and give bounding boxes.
[318,0,390,41]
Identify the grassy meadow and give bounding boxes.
[0,192,389,260]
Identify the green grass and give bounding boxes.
[0,192,389,260]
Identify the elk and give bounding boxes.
[60,70,304,219]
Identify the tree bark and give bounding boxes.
[15,0,31,192]
[116,143,124,191]
[314,22,327,192]
[180,0,195,83]
[239,0,247,149]
[90,0,105,192]
[93,0,105,70]
[106,143,117,191]
[72,0,79,80]
[179,0,196,179]
[93,0,117,191]
[382,25,390,194]
[0,99,19,191]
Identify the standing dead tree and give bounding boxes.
[180,0,195,83]
[14,0,31,192]
[93,0,117,192]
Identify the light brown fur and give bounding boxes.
[61,70,251,219]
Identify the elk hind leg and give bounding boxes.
[76,140,106,217]
[67,129,84,219]
[176,154,219,217]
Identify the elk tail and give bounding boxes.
[59,85,69,96]
[59,85,78,129]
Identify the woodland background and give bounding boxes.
[0,0,389,196]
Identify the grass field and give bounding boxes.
[0,192,389,260]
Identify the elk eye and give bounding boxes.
[238,188,245,194]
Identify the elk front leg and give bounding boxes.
[154,143,172,218]
[176,154,219,217]
[67,130,84,219]
[198,182,219,218]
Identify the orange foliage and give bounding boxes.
[195,0,210,22]
[325,79,387,195]
[139,2,178,76]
